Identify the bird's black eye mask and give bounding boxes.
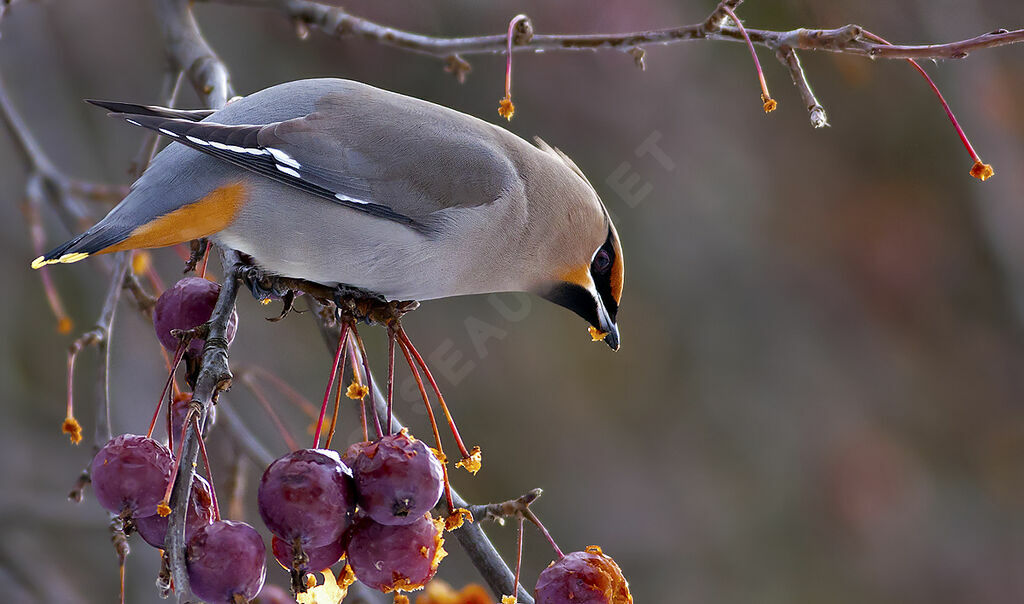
[543,282,601,329]
[590,230,618,322]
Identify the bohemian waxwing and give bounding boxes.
[33,79,624,349]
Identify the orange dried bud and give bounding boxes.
[455,446,482,475]
[62,417,83,444]
[762,95,777,113]
[259,297,272,305]
[497,96,515,121]
[57,317,73,335]
[157,501,171,517]
[445,508,474,531]
[589,326,609,342]
[346,382,369,400]
[970,160,994,181]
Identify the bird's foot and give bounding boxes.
[238,265,293,303]
[332,286,418,326]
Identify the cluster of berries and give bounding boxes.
[91,434,266,603]
[258,431,446,595]
[78,272,632,603]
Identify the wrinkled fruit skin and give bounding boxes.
[258,449,356,548]
[349,432,444,526]
[347,513,446,592]
[135,475,214,548]
[153,277,238,357]
[271,535,345,574]
[186,520,266,604]
[90,434,173,518]
[535,547,632,604]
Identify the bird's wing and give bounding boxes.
[95,108,420,228]
[92,89,520,231]
[255,89,520,220]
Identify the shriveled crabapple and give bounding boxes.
[535,546,632,604]
[153,277,238,357]
[346,513,447,593]
[257,449,356,549]
[186,520,266,604]
[134,474,214,549]
[270,535,344,574]
[90,434,173,518]
[347,430,444,526]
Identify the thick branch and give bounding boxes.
[165,249,242,601]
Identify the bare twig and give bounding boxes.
[776,45,828,128]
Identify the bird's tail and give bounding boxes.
[31,220,134,269]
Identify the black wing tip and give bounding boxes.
[85,99,134,112]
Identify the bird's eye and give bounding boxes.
[592,249,612,274]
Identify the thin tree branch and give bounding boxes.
[152,0,233,109]
[199,0,1024,63]
[92,252,131,448]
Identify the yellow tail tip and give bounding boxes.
[31,252,89,270]
[59,252,90,264]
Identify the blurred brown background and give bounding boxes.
[2,1,1024,602]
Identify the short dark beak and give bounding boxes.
[596,304,620,351]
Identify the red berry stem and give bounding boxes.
[192,414,221,522]
[147,342,186,440]
[498,14,529,121]
[396,326,473,460]
[160,406,195,511]
[119,557,126,604]
[525,508,563,560]
[397,336,455,511]
[313,321,350,448]
[386,326,397,436]
[862,29,993,180]
[198,240,212,280]
[350,322,384,439]
[64,345,79,440]
[513,516,525,603]
[721,6,776,113]
[348,339,370,443]
[324,362,345,449]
